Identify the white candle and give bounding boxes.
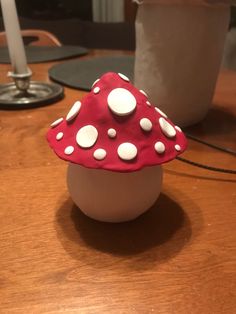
[1,0,28,74]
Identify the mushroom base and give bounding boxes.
[67,163,163,223]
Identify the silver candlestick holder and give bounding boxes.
[0,69,64,109]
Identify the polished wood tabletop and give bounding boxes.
[0,51,236,314]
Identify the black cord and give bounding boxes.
[185,133,236,156]
[176,133,236,174]
[176,156,236,174]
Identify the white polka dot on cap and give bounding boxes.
[92,78,99,87]
[56,132,63,140]
[93,148,107,160]
[93,86,100,94]
[118,73,129,82]
[159,117,176,138]
[51,117,63,128]
[107,88,136,116]
[76,125,98,148]
[66,101,81,122]
[155,141,165,154]
[175,144,181,151]
[140,90,148,97]
[64,146,74,155]
[140,118,152,132]
[117,143,137,161]
[107,128,116,138]
[175,126,182,132]
[155,107,167,119]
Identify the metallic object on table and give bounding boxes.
[0,69,64,109]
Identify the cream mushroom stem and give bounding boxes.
[67,163,163,223]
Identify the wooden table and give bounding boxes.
[0,51,235,314]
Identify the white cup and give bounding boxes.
[134,2,230,127]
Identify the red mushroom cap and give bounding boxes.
[47,72,187,172]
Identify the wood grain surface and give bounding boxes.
[0,50,235,314]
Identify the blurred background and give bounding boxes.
[0,0,137,50]
[0,0,236,69]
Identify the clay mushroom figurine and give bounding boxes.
[47,72,187,222]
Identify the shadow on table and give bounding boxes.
[55,193,194,268]
[185,106,236,137]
